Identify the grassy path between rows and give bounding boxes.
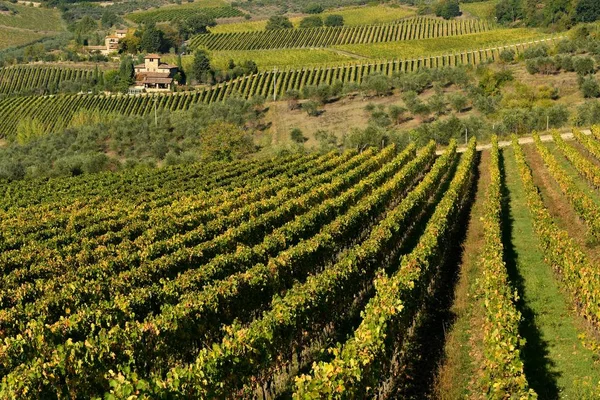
[434,150,489,399]
[539,142,600,263]
[504,146,600,399]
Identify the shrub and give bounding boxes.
[500,49,515,63]
[523,44,548,59]
[303,3,324,14]
[265,15,293,30]
[81,153,109,174]
[574,56,595,75]
[299,16,323,29]
[285,89,300,100]
[344,125,392,149]
[556,39,576,54]
[525,59,540,74]
[301,85,317,100]
[580,76,600,98]
[449,92,469,112]
[575,100,600,126]
[290,128,308,143]
[428,91,447,116]
[435,0,460,19]
[538,85,560,100]
[315,84,332,103]
[369,109,392,128]
[199,121,256,161]
[0,160,25,181]
[393,70,432,93]
[388,105,407,124]
[302,100,321,116]
[324,15,344,27]
[361,74,392,96]
[561,55,575,71]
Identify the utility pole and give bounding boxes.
[547,115,550,131]
[465,127,468,145]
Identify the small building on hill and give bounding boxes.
[104,30,128,53]
[85,29,128,56]
[131,54,178,92]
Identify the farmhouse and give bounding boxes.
[131,54,179,93]
[85,29,128,56]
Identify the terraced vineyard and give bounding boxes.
[4,123,600,397]
[0,65,98,95]
[0,38,555,139]
[190,17,493,51]
[127,5,244,24]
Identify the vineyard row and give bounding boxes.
[190,17,492,51]
[0,65,99,95]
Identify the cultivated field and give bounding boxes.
[0,65,98,94]
[3,2,600,397]
[3,129,600,397]
[0,37,556,139]
[190,17,493,51]
[127,4,244,24]
[181,30,551,71]
[210,4,417,33]
[0,1,64,49]
[0,1,63,32]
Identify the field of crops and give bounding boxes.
[0,26,46,50]
[127,5,244,24]
[167,48,355,72]
[0,65,98,95]
[0,1,65,50]
[190,17,493,51]
[0,1,64,32]
[0,37,555,139]
[200,28,549,70]
[334,27,547,60]
[4,126,600,397]
[0,135,479,397]
[210,4,417,33]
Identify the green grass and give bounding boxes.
[333,28,547,59]
[545,141,600,205]
[165,48,354,71]
[503,145,600,398]
[461,0,498,19]
[0,1,64,32]
[210,4,417,33]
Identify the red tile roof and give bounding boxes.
[159,63,178,69]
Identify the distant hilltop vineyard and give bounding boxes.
[190,17,493,51]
